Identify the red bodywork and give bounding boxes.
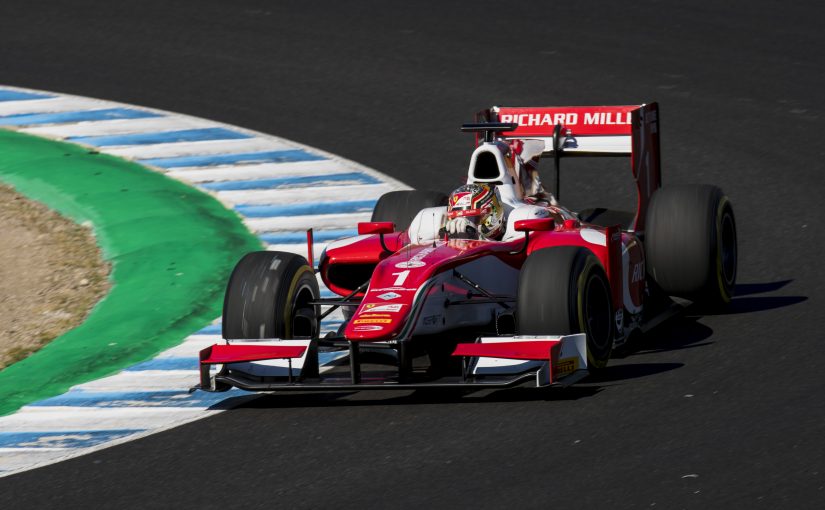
[200,344,307,364]
[320,103,661,343]
[320,221,645,343]
[198,103,662,392]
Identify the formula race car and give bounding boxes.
[198,103,737,393]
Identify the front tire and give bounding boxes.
[517,247,614,369]
[222,251,320,340]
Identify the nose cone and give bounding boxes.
[343,243,451,341]
[342,240,498,341]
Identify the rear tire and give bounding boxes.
[645,185,737,308]
[517,247,614,369]
[222,251,320,340]
[371,190,448,231]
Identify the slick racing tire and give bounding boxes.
[517,247,614,370]
[645,184,737,309]
[222,251,320,340]
[371,190,448,232]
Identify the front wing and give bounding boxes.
[197,334,588,392]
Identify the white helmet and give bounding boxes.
[446,183,505,240]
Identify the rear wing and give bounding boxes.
[475,103,662,231]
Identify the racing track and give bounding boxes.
[1,0,823,508]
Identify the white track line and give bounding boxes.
[101,137,293,159]
[266,242,329,256]
[2,407,216,431]
[244,212,372,233]
[22,116,218,137]
[168,160,363,183]
[215,183,395,206]
[0,96,114,116]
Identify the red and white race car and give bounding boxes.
[198,103,737,392]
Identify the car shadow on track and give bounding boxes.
[216,386,605,409]
[617,314,715,359]
[585,362,685,384]
[715,279,807,315]
[207,361,684,410]
[618,280,807,358]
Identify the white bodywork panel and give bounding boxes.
[526,134,632,155]
[501,204,552,241]
[465,142,523,214]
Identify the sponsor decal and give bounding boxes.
[448,207,491,219]
[354,325,384,332]
[358,313,391,318]
[626,312,642,331]
[422,314,442,326]
[394,246,436,269]
[354,318,392,325]
[363,303,404,313]
[615,309,624,331]
[499,111,632,127]
[376,291,401,301]
[451,192,472,208]
[623,238,645,310]
[555,357,579,377]
[395,260,425,269]
[631,261,645,283]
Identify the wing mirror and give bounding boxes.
[357,221,395,252]
[511,218,555,255]
[357,221,395,235]
[514,218,555,232]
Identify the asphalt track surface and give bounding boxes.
[1,1,823,508]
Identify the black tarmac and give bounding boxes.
[1,1,823,508]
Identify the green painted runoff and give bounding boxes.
[0,129,261,416]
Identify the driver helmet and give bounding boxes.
[447,183,505,239]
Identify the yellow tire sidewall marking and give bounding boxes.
[282,264,313,339]
[577,257,610,368]
[715,196,732,304]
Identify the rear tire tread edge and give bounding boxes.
[644,184,737,308]
[371,190,448,232]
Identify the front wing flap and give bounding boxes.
[453,334,587,387]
